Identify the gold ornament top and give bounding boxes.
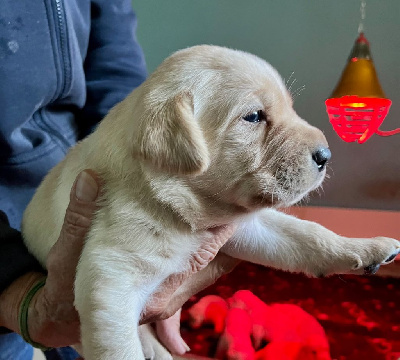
[330,33,386,99]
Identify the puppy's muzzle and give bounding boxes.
[312,147,331,172]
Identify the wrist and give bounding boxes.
[26,276,81,348]
[19,277,50,350]
[0,272,44,333]
[26,278,56,347]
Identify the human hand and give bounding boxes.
[141,225,240,355]
[36,171,239,353]
[0,170,239,355]
[0,170,100,351]
[27,170,101,348]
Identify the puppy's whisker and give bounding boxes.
[326,164,334,177]
[285,71,295,87]
[292,85,306,100]
[288,78,297,94]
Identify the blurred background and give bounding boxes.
[133,0,400,211]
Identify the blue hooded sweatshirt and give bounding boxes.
[0,0,147,230]
[0,3,147,354]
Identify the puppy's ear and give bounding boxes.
[134,93,210,175]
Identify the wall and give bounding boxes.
[133,0,400,211]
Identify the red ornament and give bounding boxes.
[325,33,400,143]
[326,96,393,143]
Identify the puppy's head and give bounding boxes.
[132,45,329,210]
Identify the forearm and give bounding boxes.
[0,171,99,347]
[0,211,46,335]
[0,272,44,334]
[0,211,44,293]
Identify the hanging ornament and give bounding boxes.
[325,0,400,143]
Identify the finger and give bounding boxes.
[46,170,100,290]
[58,169,100,249]
[30,171,101,347]
[206,224,238,248]
[156,309,190,355]
[141,225,238,322]
[165,253,240,315]
[189,224,237,274]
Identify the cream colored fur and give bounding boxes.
[22,46,400,360]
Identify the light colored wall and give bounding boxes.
[133,0,400,211]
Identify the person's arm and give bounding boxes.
[0,213,45,335]
[0,213,44,296]
[0,170,99,347]
[77,0,147,137]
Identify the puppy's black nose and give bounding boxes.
[312,147,331,172]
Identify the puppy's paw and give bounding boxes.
[139,324,173,360]
[358,237,400,275]
[331,236,400,276]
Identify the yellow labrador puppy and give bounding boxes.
[22,45,400,360]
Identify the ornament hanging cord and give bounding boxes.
[358,0,366,34]
[357,0,400,137]
[375,128,400,137]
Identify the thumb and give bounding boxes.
[46,170,100,283]
[165,253,241,316]
[155,309,190,355]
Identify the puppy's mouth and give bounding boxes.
[278,172,326,206]
[249,167,326,209]
[250,189,304,209]
[229,164,326,212]
[250,193,275,207]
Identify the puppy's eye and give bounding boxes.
[242,110,265,123]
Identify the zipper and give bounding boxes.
[33,0,75,151]
[54,0,72,99]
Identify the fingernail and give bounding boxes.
[75,171,99,202]
[183,340,191,352]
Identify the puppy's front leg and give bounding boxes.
[74,245,162,360]
[222,209,400,277]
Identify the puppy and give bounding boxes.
[22,45,400,360]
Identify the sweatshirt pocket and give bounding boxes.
[4,108,77,166]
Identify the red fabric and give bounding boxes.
[215,307,255,360]
[187,290,330,359]
[187,295,229,334]
[181,263,400,360]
